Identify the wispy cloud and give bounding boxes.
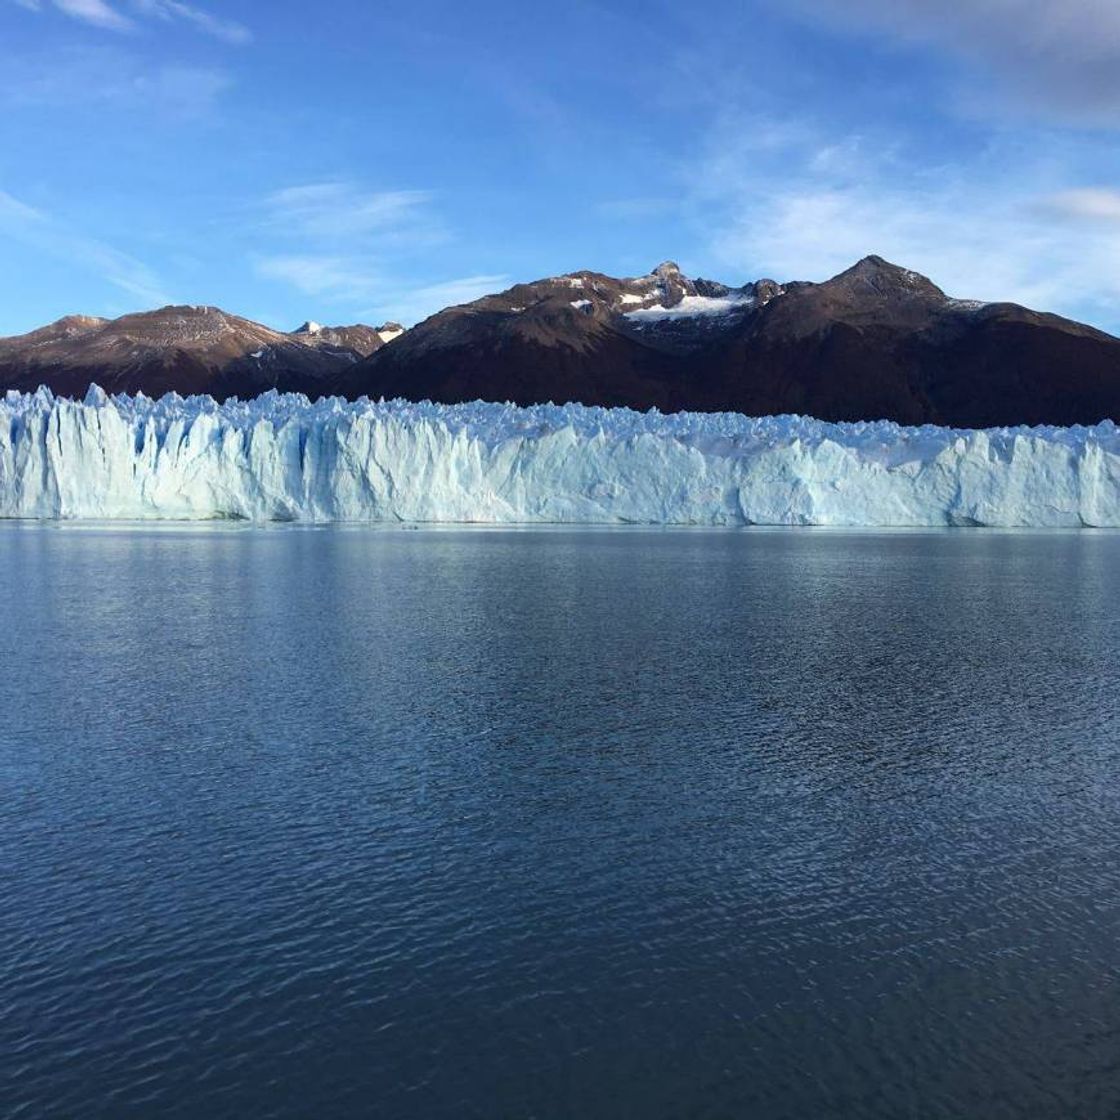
[129,0,250,44]
[793,0,1120,123]
[254,255,385,303]
[253,180,483,324]
[363,274,512,325]
[59,0,130,30]
[0,45,233,116]
[0,189,171,306]
[1040,188,1120,225]
[253,252,509,326]
[9,0,250,42]
[692,114,1120,329]
[10,0,133,31]
[262,183,438,242]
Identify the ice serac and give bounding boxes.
[3,388,1120,526]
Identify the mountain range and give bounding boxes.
[4,256,1120,427]
[0,307,404,401]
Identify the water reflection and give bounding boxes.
[2,526,1119,1119]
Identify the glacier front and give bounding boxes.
[3,386,1120,526]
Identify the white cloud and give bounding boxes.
[129,0,250,44]
[0,189,171,306]
[251,177,510,325]
[254,255,384,302]
[54,0,131,30]
[794,0,1120,122]
[252,181,479,323]
[8,0,250,42]
[0,47,233,116]
[693,116,1120,330]
[10,0,133,30]
[262,183,439,242]
[365,275,511,325]
[253,252,509,326]
[1041,188,1120,225]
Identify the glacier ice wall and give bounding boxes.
[3,386,1120,526]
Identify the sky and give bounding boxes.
[2,0,1120,335]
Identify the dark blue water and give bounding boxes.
[2,525,1120,1119]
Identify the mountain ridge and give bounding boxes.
[0,305,406,400]
[335,255,1120,426]
[3,257,1120,426]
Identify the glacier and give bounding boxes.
[3,386,1120,526]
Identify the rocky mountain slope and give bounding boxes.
[291,319,404,356]
[4,258,1120,426]
[337,257,1120,427]
[0,306,404,400]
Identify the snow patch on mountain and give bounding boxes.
[3,389,1120,526]
[624,294,753,321]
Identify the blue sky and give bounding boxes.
[3,0,1120,335]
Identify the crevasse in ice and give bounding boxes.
[3,385,1120,526]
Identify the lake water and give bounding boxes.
[2,525,1119,1119]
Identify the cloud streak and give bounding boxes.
[129,0,250,44]
[9,0,251,42]
[254,253,509,326]
[693,115,1120,330]
[0,45,233,117]
[0,189,171,306]
[55,0,130,30]
[1041,188,1120,225]
[262,183,438,242]
[363,274,512,325]
[253,181,489,324]
[254,255,385,302]
[794,0,1120,122]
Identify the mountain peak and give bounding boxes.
[376,322,405,343]
[8,254,1109,428]
[286,321,392,358]
[830,255,945,299]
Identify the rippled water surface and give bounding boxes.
[3,525,1120,1119]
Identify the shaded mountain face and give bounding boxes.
[5,259,1120,426]
[0,306,404,400]
[335,257,1120,427]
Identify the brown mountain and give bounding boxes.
[291,319,404,356]
[5,258,1120,426]
[334,257,1120,427]
[0,305,404,400]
